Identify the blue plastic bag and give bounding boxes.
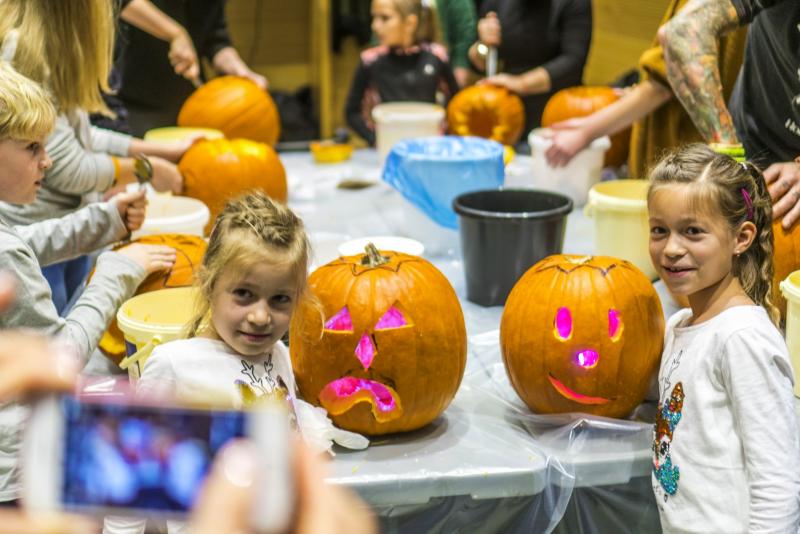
[382,136,505,229]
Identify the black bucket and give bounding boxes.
[453,188,573,306]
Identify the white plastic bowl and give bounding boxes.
[338,236,425,257]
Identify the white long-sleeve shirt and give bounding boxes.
[652,306,800,533]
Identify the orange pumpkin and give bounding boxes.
[541,86,631,168]
[177,76,281,146]
[447,85,525,146]
[771,219,800,321]
[178,138,287,234]
[289,245,467,435]
[500,255,664,418]
[97,234,207,362]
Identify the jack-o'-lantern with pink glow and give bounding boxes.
[500,255,664,418]
[289,244,467,435]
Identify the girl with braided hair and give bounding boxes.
[647,144,800,532]
[109,192,366,533]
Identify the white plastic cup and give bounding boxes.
[528,128,611,206]
[371,102,445,162]
[780,270,800,397]
[585,179,656,280]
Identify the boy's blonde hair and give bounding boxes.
[648,143,778,325]
[0,0,115,115]
[384,0,435,44]
[0,62,56,141]
[187,192,312,338]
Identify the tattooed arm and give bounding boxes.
[658,0,742,143]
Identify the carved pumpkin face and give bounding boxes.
[95,234,207,362]
[289,246,467,435]
[178,138,287,234]
[177,75,281,146]
[541,86,631,168]
[447,85,525,145]
[500,255,664,418]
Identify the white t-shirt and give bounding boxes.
[652,306,800,533]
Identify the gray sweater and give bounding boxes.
[0,201,146,500]
[0,110,132,225]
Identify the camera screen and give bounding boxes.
[60,396,246,512]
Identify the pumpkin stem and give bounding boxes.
[361,243,390,267]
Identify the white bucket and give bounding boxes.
[134,193,210,239]
[117,287,197,382]
[585,179,656,280]
[780,271,800,396]
[372,102,445,162]
[528,128,611,206]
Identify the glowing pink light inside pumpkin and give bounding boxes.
[608,309,621,339]
[375,306,407,329]
[328,377,396,411]
[324,307,353,331]
[555,307,572,340]
[575,349,599,369]
[354,333,375,370]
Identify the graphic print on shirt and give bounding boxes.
[653,382,685,501]
[237,356,288,403]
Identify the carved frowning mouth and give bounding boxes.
[548,374,614,405]
[319,377,403,422]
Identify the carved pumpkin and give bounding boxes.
[177,75,281,146]
[771,220,800,321]
[178,138,287,234]
[500,255,664,418]
[290,245,467,435]
[96,234,207,363]
[446,85,525,146]
[541,86,631,168]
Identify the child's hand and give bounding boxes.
[149,156,184,194]
[116,243,177,275]
[113,189,148,233]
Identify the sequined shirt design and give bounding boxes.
[653,381,685,499]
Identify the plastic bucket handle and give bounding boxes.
[118,335,162,370]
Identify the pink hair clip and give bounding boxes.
[741,188,754,221]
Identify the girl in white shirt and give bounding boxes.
[647,143,800,533]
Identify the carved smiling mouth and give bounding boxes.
[548,374,614,405]
[319,377,403,422]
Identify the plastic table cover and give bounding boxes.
[283,150,670,533]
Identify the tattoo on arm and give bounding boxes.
[659,0,741,143]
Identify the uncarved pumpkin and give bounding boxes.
[447,85,525,146]
[541,86,631,168]
[290,245,467,435]
[771,219,800,321]
[178,138,287,234]
[501,255,664,418]
[96,234,207,363]
[177,76,281,146]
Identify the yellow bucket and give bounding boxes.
[780,271,800,396]
[143,127,224,143]
[116,287,198,382]
[585,179,656,280]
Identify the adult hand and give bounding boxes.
[479,73,525,95]
[765,161,800,229]
[190,439,376,534]
[240,69,269,91]
[149,156,184,194]
[477,12,501,47]
[545,118,592,168]
[112,189,147,233]
[169,29,201,85]
[115,243,176,275]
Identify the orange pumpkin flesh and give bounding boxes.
[290,246,467,435]
[178,138,287,234]
[177,75,281,146]
[772,219,800,321]
[447,85,525,146]
[541,86,632,168]
[501,255,664,418]
[95,234,207,362]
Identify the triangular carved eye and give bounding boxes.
[374,306,407,330]
[324,307,353,332]
[554,307,572,341]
